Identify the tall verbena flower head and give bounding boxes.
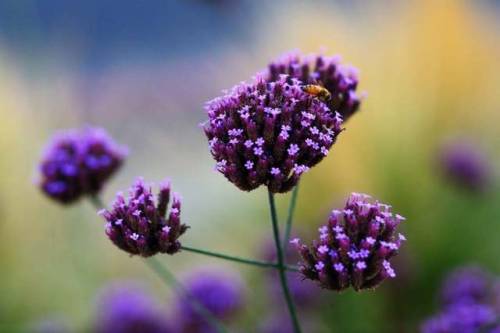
[94,282,171,333]
[439,140,492,193]
[38,127,127,204]
[174,268,244,333]
[203,74,343,193]
[99,178,187,257]
[292,193,406,291]
[265,50,362,121]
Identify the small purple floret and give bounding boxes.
[292,192,406,291]
[99,178,188,257]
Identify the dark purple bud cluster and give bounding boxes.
[203,74,343,193]
[100,178,187,257]
[291,193,406,291]
[38,127,127,204]
[265,51,362,121]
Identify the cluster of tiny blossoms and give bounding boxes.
[292,193,406,291]
[38,127,127,204]
[99,178,187,257]
[94,283,170,333]
[265,51,362,121]
[203,74,343,193]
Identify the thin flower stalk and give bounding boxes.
[268,190,302,333]
[181,245,299,272]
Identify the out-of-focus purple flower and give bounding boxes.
[438,140,492,192]
[440,266,490,307]
[421,303,497,333]
[38,127,127,204]
[99,178,188,257]
[203,74,343,193]
[264,50,362,121]
[94,282,171,333]
[174,268,244,333]
[292,193,406,291]
[422,265,500,333]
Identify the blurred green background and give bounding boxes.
[0,1,499,332]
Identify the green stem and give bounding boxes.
[268,190,302,333]
[145,257,228,333]
[87,195,299,272]
[181,245,299,272]
[283,183,300,253]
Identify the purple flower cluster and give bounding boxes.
[93,283,171,333]
[38,127,127,204]
[99,178,188,257]
[265,51,362,121]
[422,303,497,333]
[422,266,500,333]
[203,74,343,193]
[439,140,492,193]
[174,268,244,333]
[440,266,490,306]
[291,193,406,291]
